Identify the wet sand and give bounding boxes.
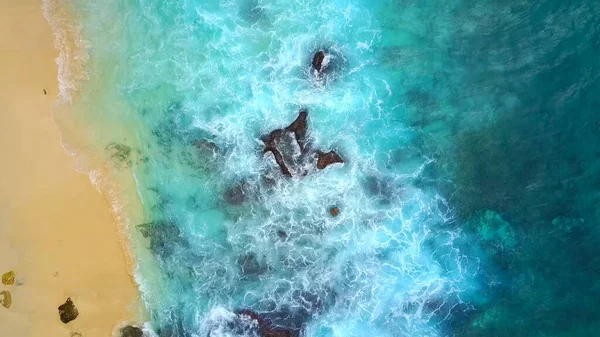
[0,1,142,336]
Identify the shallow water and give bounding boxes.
[47,0,600,336]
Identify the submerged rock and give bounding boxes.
[136,221,187,259]
[0,290,11,309]
[193,139,220,157]
[224,180,254,205]
[121,325,144,337]
[316,151,344,169]
[58,297,79,324]
[106,142,133,168]
[2,270,15,285]
[236,309,301,337]
[238,253,267,277]
[277,230,288,240]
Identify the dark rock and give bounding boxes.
[316,151,344,169]
[261,110,344,177]
[261,111,310,177]
[58,297,79,324]
[330,207,340,217]
[312,51,326,72]
[286,109,308,151]
[121,325,144,337]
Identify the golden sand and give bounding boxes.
[0,1,143,336]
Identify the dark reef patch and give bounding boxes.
[137,221,188,259]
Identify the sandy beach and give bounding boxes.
[0,1,142,336]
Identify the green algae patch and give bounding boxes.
[0,290,11,308]
[1,270,15,285]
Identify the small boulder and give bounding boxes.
[330,207,340,217]
[58,297,79,324]
[316,151,344,169]
[121,325,144,337]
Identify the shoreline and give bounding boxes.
[0,1,145,336]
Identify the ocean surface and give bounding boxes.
[44,0,600,336]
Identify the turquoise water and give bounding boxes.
[47,0,600,336]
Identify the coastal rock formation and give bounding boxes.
[121,325,144,337]
[261,110,344,177]
[0,290,11,309]
[261,110,309,177]
[2,270,15,285]
[58,297,79,324]
[316,151,344,169]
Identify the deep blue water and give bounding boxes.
[49,0,600,336]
